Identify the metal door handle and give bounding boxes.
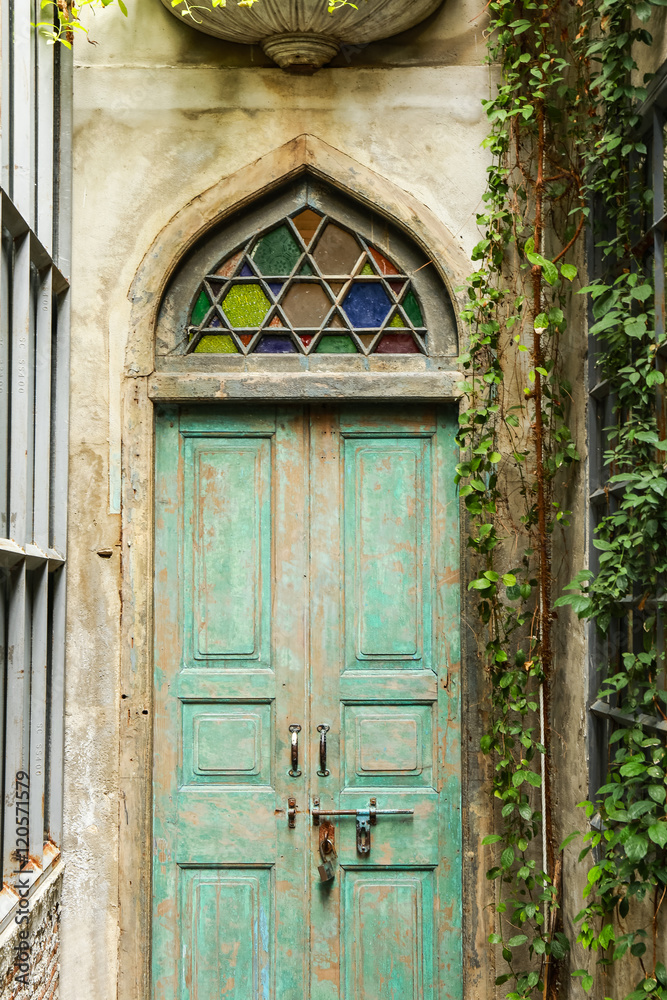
[289,724,301,776]
[317,724,330,776]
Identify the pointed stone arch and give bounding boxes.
[126,133,469,377]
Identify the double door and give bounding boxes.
[152,405,461,1000]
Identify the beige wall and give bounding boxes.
[66,0,590,997]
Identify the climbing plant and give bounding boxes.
[459,0,667,997]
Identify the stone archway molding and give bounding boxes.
[126,132,470,379]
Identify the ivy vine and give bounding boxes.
[460,0,667,997]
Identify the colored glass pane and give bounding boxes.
[221,284,271,327]
[251,226,300,276]
[315,335,358,354]
[292,208,322,246]
[389,313,406,328]
[282,284,331,327]
[255,335,297,354]
[313,224,362,275]
[327,281,345,298]
[191,289,212,326]
[194,335,239,354]
[299,261,314,275]
[402,289,424,326]
[329,313,345,329]
[267,282,283,297]
[240,263,254,277]
[268,315,284,328]
[369,247,400,276]
[215,251,244,278]
[358,334,375,351]
[342,283,391,327]
[361,261,374,275]
[238,334,253,346]
[388,279,406,297]
[375,333,419,354]
[300,334,314,347]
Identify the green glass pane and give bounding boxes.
[389,313,405,328]
[315,334,358,354]
[221,284,271,327]
[251,226,301,276]
[402,289,424,326]
[191,289,211,326]
[194,335,239,354]
[299,261,314,275]
[361,262,374,275]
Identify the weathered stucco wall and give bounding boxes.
[67,0,590,996]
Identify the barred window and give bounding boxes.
[0,2,71,928]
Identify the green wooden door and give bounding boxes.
[153,405,461,1000]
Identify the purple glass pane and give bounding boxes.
[268,282,283,297]
[208,315,222,328]
[240,263,254,277]
[342,283,391,328]
[255,335,297,354]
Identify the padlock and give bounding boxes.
[318,825,338,882]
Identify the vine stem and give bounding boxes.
[531,94,556,919]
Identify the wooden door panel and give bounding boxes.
[154,407,308,1000]
[179,868,273,1000]
[344,437,431,669]
[309,407,461,1000]
[184,437,271,667]
[342,870,435,1000]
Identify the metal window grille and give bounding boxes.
[587,71,667,798]
[0,0,71,929]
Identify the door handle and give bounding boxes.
[311,797,413,855]
[317,724,330,776]
[288,724,301,776]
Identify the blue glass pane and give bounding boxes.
[268,282,283,297]
[342,283,391,328]
[255,335,297,354]
[240,263,254,277]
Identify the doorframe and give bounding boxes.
[117,135,495,1000]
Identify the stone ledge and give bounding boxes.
[147,371,463,401]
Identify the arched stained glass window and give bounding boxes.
[187,209,427,356]
[156,178,457,364]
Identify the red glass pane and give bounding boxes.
[238,334,253,346]
[215,251,244,278]
[369,247,400,276]
[375,333,420,354]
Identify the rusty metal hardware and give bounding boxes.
[317,819,337,881]
[311,797,413,856]
[288,797,297,828]
[317,724,330,776]
[288,724,301,776]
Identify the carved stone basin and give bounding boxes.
[160,0,445,72]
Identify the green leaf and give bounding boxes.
[560,263,577,281]
[482,834,503,845]
[624,834,649,862]
[507,934,528,948]
[648,822,667,848]
[559,831,580,851]
[501,847,515,869]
